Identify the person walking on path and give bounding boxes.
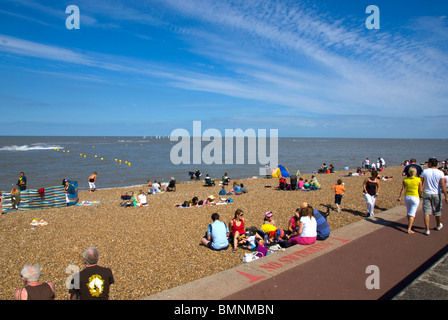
[420,158,448,235]
[363,170,380,217]
[397,167,422,234]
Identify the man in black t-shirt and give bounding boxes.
[68,247,114,300]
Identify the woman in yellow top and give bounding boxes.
[397,167,422,234]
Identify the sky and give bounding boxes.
[0,0,447,138]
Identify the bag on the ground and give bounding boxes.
[242,251,264,263]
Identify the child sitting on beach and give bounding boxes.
[298,177,304,189]
[241,232,257,251]
[219,186,227,195]
[304,180,310,189]
[331,179,346,212]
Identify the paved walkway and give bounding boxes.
[143,204,447,300]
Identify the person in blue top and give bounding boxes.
[233,182,242,195]
[300,202,330,240]
[201,213,230,251]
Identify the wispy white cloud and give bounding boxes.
[1,0,447,136]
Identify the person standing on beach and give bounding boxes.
[331,179,346,212]
[17,172,27,191]
[397,167,422,234]
[363,170,380,217]
[88,172,97,192]
[420,158,448,235]
[10,187,20,210]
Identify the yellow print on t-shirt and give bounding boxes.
[87,274,104,297]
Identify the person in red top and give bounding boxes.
[331,179,346,212]
[14,264,55,300]
[228,209,246,253]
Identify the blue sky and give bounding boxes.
[0,0,447,138]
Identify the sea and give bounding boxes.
[0,136,446,191]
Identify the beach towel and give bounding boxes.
[76,201,101,206]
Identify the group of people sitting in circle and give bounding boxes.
[200,203,330,253]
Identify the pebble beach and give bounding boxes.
[0,165,407,300]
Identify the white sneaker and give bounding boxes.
[424,230,430,236]
[436,223,443,231]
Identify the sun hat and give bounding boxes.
[265,211,273,218]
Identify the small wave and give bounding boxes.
[0,144,64,151]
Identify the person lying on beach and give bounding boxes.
[203,195,216,206]
[174,197,200,207]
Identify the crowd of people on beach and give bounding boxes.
[198,156,448,257]
[4,157,448,300]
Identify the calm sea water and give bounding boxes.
[0,136,446,191]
